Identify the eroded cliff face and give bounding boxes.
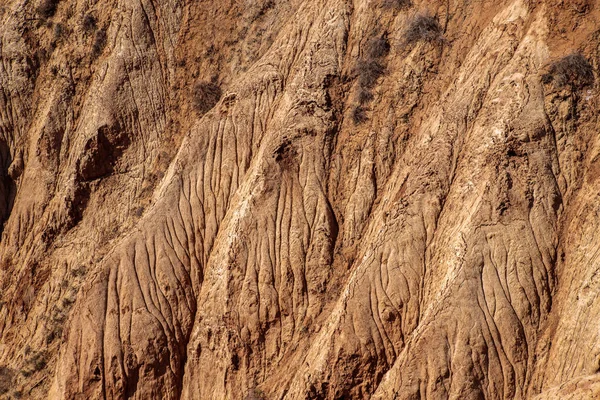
[0,0,599,398]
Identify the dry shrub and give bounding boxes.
[92,29,107,58]
[248,0,275,21]
[404,14,443,44]
[357,88,374,104]
[356,59,385,90]
[193,81,222,115]
[352,36,390,124]
[53,23,64,39]
[37,0,59,19]
[83,13,97,32]
[542,53,594,89]
[0,367,14,395]
[382,0,411,10]
[244,389,266,400]
[21,351,47,377]
[366,36,391,59]
[355,36,389,91]
[352,105,368,125]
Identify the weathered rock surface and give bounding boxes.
[1,0,600,398]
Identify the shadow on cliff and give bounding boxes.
[0,140,16,237]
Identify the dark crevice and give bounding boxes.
[0,140,16,238]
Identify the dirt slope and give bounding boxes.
[1,0,600,398]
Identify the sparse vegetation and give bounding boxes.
[45,281,78,345]
[366,36,391,59]
[33,48,49,68]
[192,81,222,115]
[54,23,64,37]
[21,351,47,377]
[92,29,107,58]
[46,325,63,345]
[404,14,444,45]
[248,0,275,21]
[356,59,386,90]
[134,206,145,217]
[382,0,411,10]
[352,105,368,124]
[0,367,14,395]
[352,36,390,124]
[36,0,59,19]
[357,89,374,104]
[542,53,594,90]
[82,13,97,33]
[357,37,389,89]
[570,0,591,14]
[71,265,87,277]
[244,388,266,400]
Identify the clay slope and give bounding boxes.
[1,0,600,399]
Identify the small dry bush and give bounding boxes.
[352,105,368,125]
[357,89,374,104]
[356,59,385,90]
[244,389,266,400]
[404,14,443,44]
[0,367,14,395]
[382,0,411,10]
[355,36,389,92]
[248,0,275,21]
[352,36,390,125]
[92,29,107,57]
[37,0,59,19]
[542,53,594,89]
[83,13,97,32]
[366,36,391,59]
[21,351,47,377]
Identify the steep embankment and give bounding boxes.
[1,0,600,399]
